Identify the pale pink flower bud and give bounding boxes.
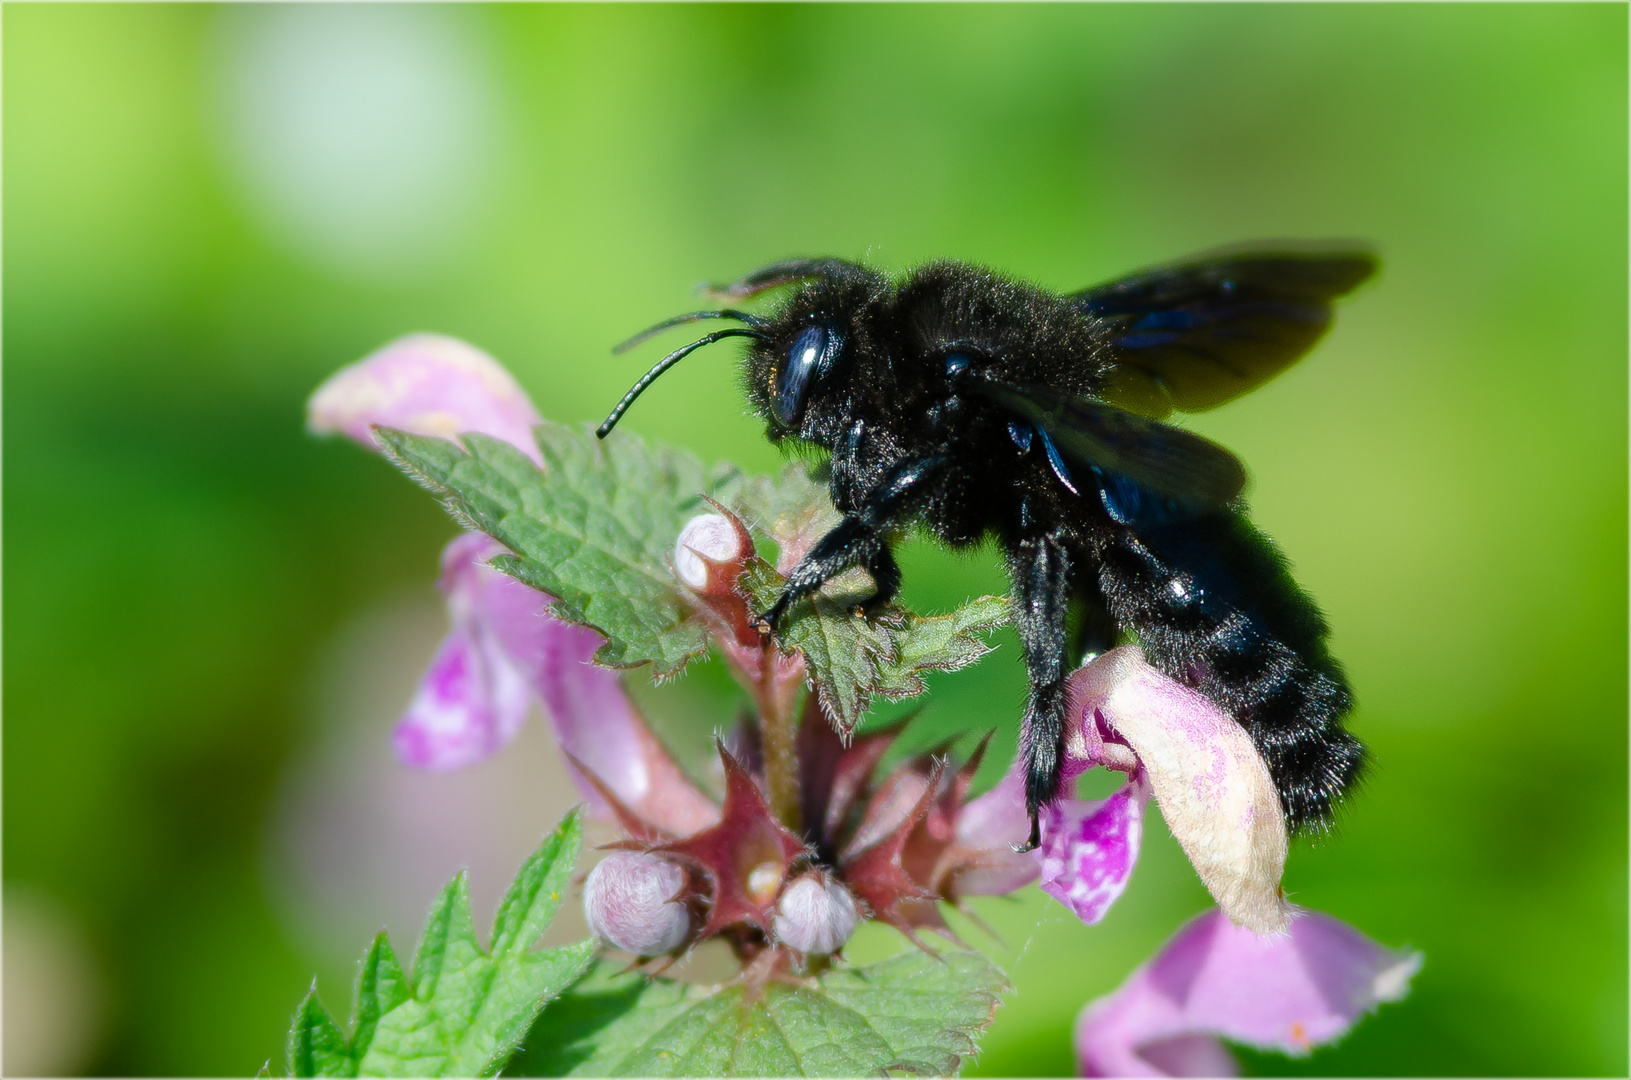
[772,873,860,955]
[674,512,752,596]
[582,851,692,957]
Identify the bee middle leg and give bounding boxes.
[1009,528,1073,853]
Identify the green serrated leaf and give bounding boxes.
[512,950,1009,1078]
[374,423,728,677]
[375,429,468,500]
[489,805,579,956]
[873,594,1013,699]
[408,873,478,1003]
[818,951,1008,1076]
[740,558,1010,732]
[375,419,1003,707]
[288,936,415,1077]
[350,934,412,1067]
[286,810,596,1079]
[290,985,354,1078]
[357,809,597,1078]
[502,963,695,1078]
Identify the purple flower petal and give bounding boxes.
[951,768,1041,896]
[1128,1034,1239,1078]
[393,621,531,770]
[524,597,718,836]
[414,533,718,834]
[312,340,717,829]
[1038,772,1151,924]
[391,536,538,770]
[949,760,1148,909]
[1068,647,1289,934]
[1075,907,1422,1077]
[307,334,544,464]
[960,646,1287,925]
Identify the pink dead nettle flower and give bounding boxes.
[1075,906,1422,1077]
[391,532,534,770]
[962,644,1291,935]
[307,333,717,835]
[656,509,1031,957]
[310,336,1417,1052]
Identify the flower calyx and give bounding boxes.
[572,704,1023,973]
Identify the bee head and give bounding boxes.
[768,323,845,430]
[741,266,887,441]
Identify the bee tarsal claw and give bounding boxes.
[751,597,790,635]
[1009,814,1043,855]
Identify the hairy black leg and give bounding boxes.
[863,543,903,609]
[756,515,882,628]
[1009,529,1073,853]
[757,453,948,628]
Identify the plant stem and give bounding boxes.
[756,646,803,834]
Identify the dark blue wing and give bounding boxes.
[1072,242,1377,418]
[968,378,1247,522]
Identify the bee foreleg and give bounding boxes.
[756,453,947,628]
[1009,529,1073,853]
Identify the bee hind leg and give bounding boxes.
[1008,529,1073,854]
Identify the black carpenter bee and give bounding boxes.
[597,244,1374,851]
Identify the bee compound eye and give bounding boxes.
[773,324,832,427]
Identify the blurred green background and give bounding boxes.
[4,4,1625,1076]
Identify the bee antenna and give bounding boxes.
[612,310,769,355]
[596,328,768,438]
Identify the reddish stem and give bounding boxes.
[754,641,804,835]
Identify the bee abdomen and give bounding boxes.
[1094,517,1365,833]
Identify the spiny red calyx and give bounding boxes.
[650,741,809,940]
[576,706,1010,969]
